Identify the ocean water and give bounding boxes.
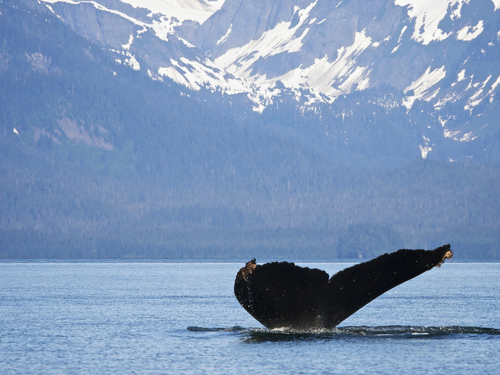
[0,260,498,374]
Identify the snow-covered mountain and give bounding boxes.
[4,0,500,259]
[36,0,500,161]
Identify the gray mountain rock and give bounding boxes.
[31,0,500,162]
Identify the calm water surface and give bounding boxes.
[0,261,499,374]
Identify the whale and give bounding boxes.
[234,244,453,330]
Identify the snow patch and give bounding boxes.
[110,48,140,70]
[459,132,477,142]
[457,20,484,41]
[395,0,470,45]
[117,0,225,25]
[217,24,233,46]
[157,58,278,112]
[403,66,447,110]
[215,1,318,78]
[444,129,460,138]
[44,3,59,17]
[419,145,432,159]
[464,75,492,112]
[42,1,149,26]
[371,36,390,48]
[438,116,448,127]
[444,129,478,142]
[122,34,134,50]
[489,76,500,98]
[124,53,140,70]
[390,28,406,53]
[268,29,374,102]
[41,0,223,44]
[398,26,408,43]
[450,69,466,87]
[434,91,460,109]
[166,16,374,111]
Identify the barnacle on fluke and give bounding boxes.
[234,244,453,330]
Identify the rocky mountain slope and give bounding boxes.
[34,0,500,163]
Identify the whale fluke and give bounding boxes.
[234,244,453,330]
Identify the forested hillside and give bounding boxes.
[1,0,499,259]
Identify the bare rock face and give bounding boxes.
[194,1,401,48]
[235,244,453,330]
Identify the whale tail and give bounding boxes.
[234,244,453,330]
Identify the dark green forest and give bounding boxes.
[1,0,499,259]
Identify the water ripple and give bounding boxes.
[187,325,500,342]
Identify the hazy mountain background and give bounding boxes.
[1,0,499,259]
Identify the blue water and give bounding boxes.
[0,261,499,374]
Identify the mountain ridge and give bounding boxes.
[1,0,500,259]
[32,0,500,164]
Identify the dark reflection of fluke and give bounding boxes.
[234,244,453,330]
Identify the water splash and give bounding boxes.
[188,325,500,342]
[187,326,248,333]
